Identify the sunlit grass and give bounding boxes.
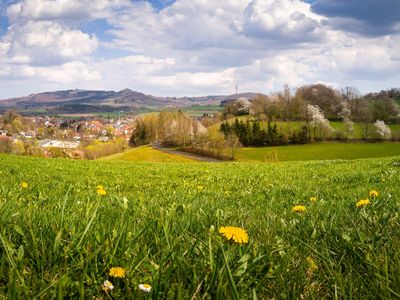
[100,145,196,162]
[0,154,400,298]
[232,142,400,162]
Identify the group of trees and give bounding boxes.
[0,111,34,134]
[219,85,399,145]
[129,111,207,147]
[224,85,400,125]
[220,119,285,147]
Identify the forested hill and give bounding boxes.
[0,89,261,112]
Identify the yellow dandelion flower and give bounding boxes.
[197,185,204,190]
[109,267,125,278]
[292,205,306,212]
[219,226,249,244]
[310,197,317,202]
[97,188,107,196]
[102,280,114,292]
[356,199,370,208]
[138,283,152,293]
[306,256,318,270]
[369,190,379,197]
[21,182,28,189]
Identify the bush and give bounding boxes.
[84,138,128,159]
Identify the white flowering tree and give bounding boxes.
[374,120,391,140]
[339,105,354,139]
[306,104,333,140]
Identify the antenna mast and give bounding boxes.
[235,84,238,99]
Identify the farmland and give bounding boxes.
[1,154,400,298]
[231,142,400,162]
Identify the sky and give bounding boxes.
[0,0,399,98]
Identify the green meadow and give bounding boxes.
[1,154,400,298]
[232,142,400,162]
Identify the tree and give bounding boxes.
[341,86,361,120]
[129,121,150,146]
[250,94,269,121]
[339,104,354,139]
[358,99,374,139]
[296,84,342,120]
[306,104,333,140]
[375,120,391,140]
[0,136,13,154]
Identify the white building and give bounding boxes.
[39,140,80,149]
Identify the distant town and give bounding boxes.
[0,111,138,159]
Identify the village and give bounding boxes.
[0,111,138,159]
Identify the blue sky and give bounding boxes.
[0,0,399,98]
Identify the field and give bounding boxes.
[232,142,400,162]
[183,105,223,117]
[100,145,195,162]
[1,154,400,298]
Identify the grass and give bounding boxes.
[231,142,400,162]
[183,105,223,116]
[0,154,400,298]
[100,145,196,162]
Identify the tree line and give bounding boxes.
[224,85,399,124]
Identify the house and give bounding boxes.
[39,139,80,149]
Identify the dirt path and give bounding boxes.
[151,143,222,162]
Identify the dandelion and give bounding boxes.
[292,205,306,212]
[102,280,114,292]
[138,283,152,293]
[21,182,28,189]
[219,226,249,244]
[109,267,125,278]
[310,197,317,202]
[306,256,318,270]
[197,185,204,191]
[97,185,107,196]
[369,190,379,197]
[97,189,106,196]
[356,199,370,208]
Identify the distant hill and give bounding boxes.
[0,89,263,113]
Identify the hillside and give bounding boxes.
[0,89,263,113]
[100,145,196,162]
[1,154,400,298]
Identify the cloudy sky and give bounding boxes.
[0,0,399,98]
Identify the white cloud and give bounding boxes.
[7,0,130,22]
[241,0,324,43]
[0,0,399,98]
[3,20,98,65]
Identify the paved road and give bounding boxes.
[151,143,222,162]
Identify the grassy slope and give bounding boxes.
[1,155,400,298]
[100,145,195,162]
[233,142,400,162]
